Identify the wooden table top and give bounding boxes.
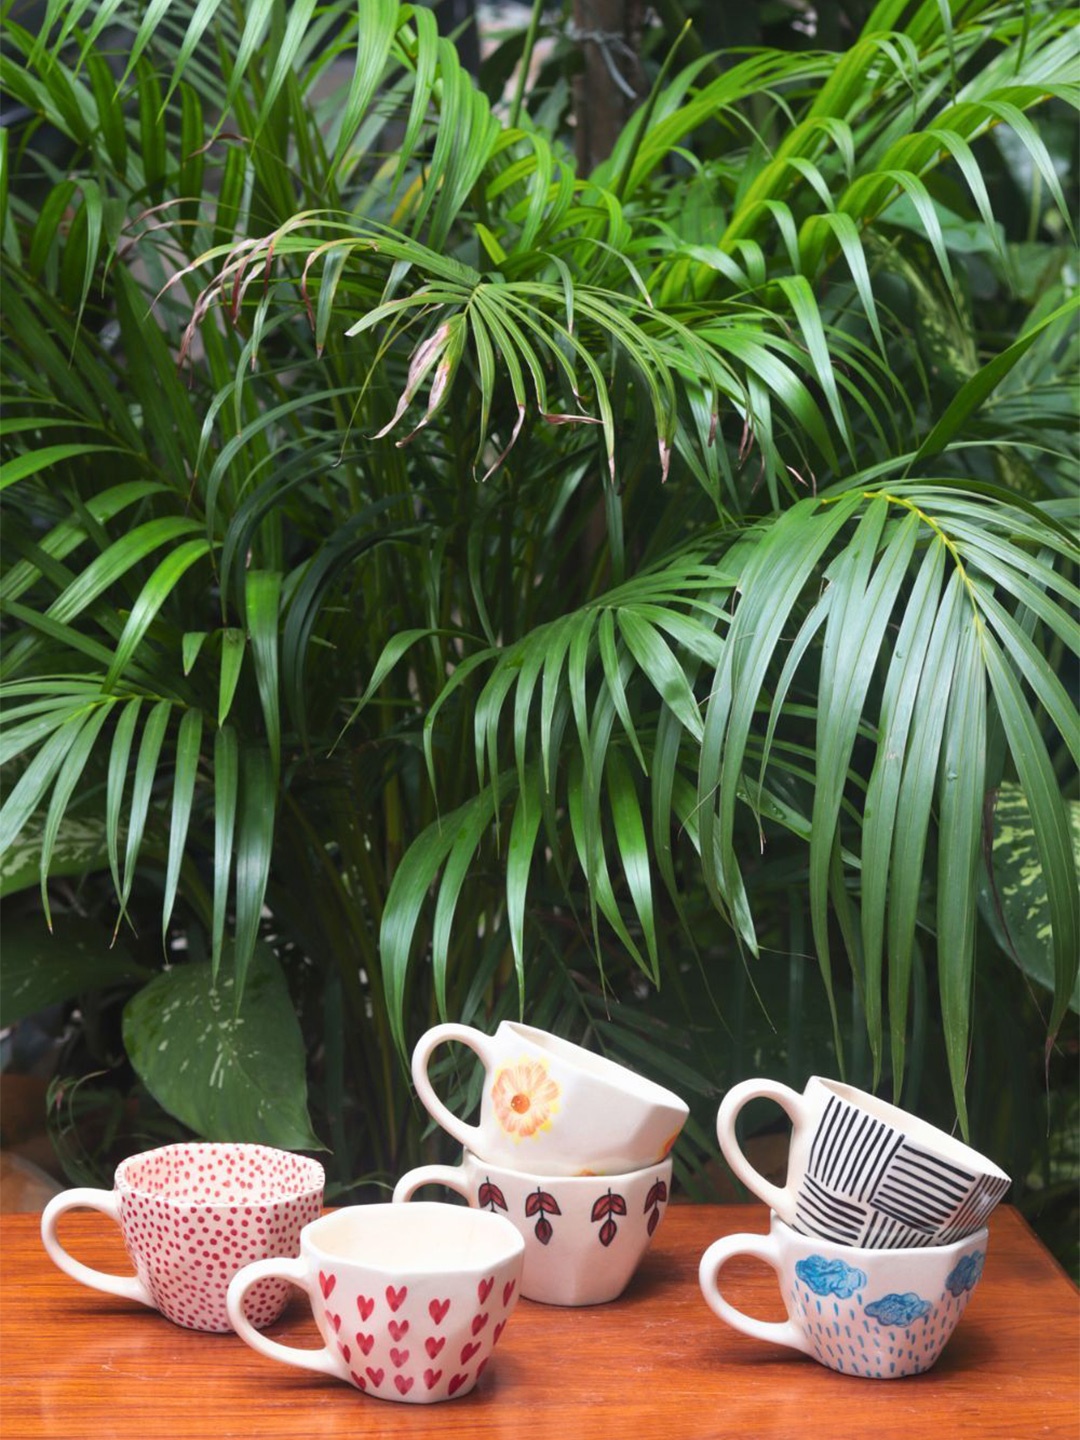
[2,1203,1076,1439]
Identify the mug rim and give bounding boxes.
[809,1077,1010,1181]
[456,1147,674,1186]
[115,1141,325,1208]
[769,1209,990,1258]
[501,1022,688,1112]
[300,1201,525,1274]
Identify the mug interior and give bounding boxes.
[310,1202,523,1272]
[507,1023,685,1107]
[815,1080,1009,1180]
[116,1143,324,1206]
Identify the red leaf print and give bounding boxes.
[591,1191,627,1222]
[525,1187,561,1218]
[535,1216,553,1246]
[647,1206,660,1236]
[644,1180,668,1212]
[478,1181,508,1212]
[599,1218,618,1247]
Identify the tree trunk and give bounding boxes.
[572,0,648,172]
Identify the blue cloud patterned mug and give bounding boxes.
[699,1213,988,1379]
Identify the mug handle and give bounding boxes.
[41,1189,155,1309]
[715,1078,807,1216]
[392,1164,469,1204]
[227,1259,344,1379]
[410,1023,492,1154]
[698,1233,811,1355]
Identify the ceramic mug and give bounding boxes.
[41,1142,324,1331]
[699,1212,989,1379]
[393,1151,672,1306]
[227,1202,524,1402]
[717,1076,1010,1248]
[411,1021,688,1177]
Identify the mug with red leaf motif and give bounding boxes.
[393,1151,673,1306]
[411,1021,688,1177]
[41,1142,324,1332]
[227,1202,524,1403]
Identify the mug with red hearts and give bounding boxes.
[226,1202,525,1403]
[40,1141,325,1332]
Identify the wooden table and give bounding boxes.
[2,1204,1076,1439]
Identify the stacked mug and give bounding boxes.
[699,1076,1011,1379]
[394,1021,689,1305]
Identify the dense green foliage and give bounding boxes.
[0,0,1076,1234]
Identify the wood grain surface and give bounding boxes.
[2,1204,1075,1439]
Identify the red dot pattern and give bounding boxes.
[115,1143,323,1332]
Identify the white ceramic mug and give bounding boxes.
[227,1202,524,1402]
[411,1021,688,1177]
[40,1142,324,1331]
[699,1212,989,1379]
[717,1076,1010,1248]
[393,1151,672,1306]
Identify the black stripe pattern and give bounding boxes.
[790,1095,1010,1248]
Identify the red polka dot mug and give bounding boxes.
[411,1021,688,1177]
[226,1202,524,1402]
[40,1142,324,1331]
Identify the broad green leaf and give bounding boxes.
[0,915,149,1029]
[123,944,322,1150]
[979,784,1080,1013]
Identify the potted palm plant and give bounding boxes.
[1,0,1076,1245]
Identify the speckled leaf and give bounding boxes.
[0,915,149,1029]
[979,783,1080,1012]
[123,943,322,1148]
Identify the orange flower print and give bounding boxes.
[490,1058,560,1141]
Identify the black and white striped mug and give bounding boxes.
[717,1076,1010,1250]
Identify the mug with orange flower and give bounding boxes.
[410,1021,688,1177]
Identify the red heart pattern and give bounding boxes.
[357,1295,375,1321]
[388,1319,409,1341]
[338,1341,352,1364]
[355,1331,374,1355]
[386,1285,407,1312]
[319,1271,336,1300]
[390,1347,410,1368]
[503,1280,516,1306]
[366,1366,384,1388]
[424,1368,443,1390]
[329,1312,342,1333]
[448,1373,470,1396]
[477,1276,494,1303]
[350,1371,367,1390]
[460,1340,481,1364]
[394,1375,414,1396]
[425,1335,445,1358]
[493,1320,506,1344]
[471,1311,488,1335]
[429,1297,451,1324]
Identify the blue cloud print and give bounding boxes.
[864,1292,932,1327]
[795,1255,867,1299]
[945,1251,985,1297]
